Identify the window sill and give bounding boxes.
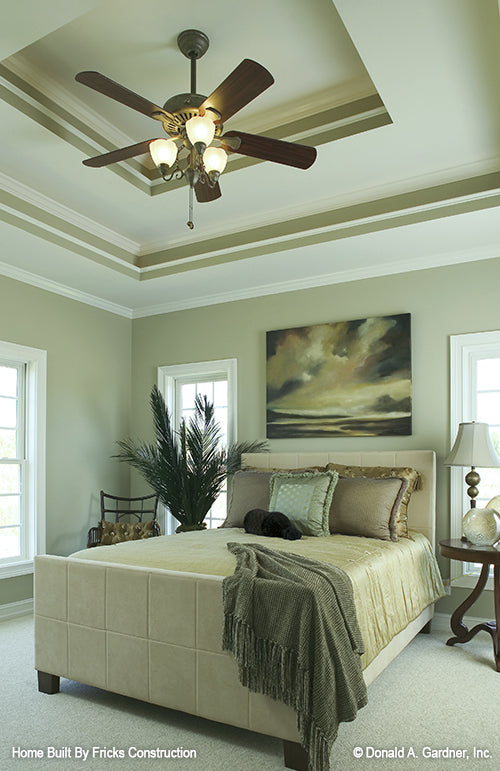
[0,560,33,580]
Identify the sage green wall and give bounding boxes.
[0,275,131,607]
[131,256,500,619]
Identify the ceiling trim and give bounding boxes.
[0,257,132,318]
[137,169,500,277]
[132,242,500,318]
[0,170,139,256]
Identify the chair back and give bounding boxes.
[100,490,159,525]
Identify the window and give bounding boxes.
[158,360,237,534]
[0,341,46,579]
[449,331,500,586]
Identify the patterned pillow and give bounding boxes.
[329,476,409,541]
[326,463,420,539]
[269,470,339,537]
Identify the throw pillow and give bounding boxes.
[269,470,339,537]
[328,476,409,541]
[222,470,273,528]
[326,463,420,538]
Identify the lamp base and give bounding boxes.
[462,507,500,546]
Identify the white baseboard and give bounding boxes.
[0,598,33,621]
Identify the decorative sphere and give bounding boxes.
[487,495,500,516]
[463,507,500,546]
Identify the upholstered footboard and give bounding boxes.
[34,556,306,763]
[34,555,433,771]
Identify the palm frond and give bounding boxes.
[114,386,268,527]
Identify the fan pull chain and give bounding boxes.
[187,185,194,229]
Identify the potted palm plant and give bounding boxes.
[115,384,267,532]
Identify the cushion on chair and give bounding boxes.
[100,520,160,545]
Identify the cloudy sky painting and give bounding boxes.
[266,314,412,438]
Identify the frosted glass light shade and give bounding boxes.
[186,115,216,148]
[203,146,227,174]
[444,422,500,467]
[149,139,178,168]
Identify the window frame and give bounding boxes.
[157,359,237,534]
[449,330,500,589]
[0,340,46,579]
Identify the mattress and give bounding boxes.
[70,528,444,667]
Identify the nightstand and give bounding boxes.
[439,538,500,672]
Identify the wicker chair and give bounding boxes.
[87,490,160,548]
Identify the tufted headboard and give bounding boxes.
[241,450,436,549]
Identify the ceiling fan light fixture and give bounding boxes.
[185,114,216,154]
[203,146,227,176]
[149,138,178,170]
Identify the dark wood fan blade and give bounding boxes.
[195,179,222,203]
[75,71,166,119]
[199,60,274,123]
[221,131,317,169]
[82,140,157,167]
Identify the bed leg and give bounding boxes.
[420,620,432,634]
[283,740,309,771]
[37,671,60,694]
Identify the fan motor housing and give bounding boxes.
[161,93,223,141]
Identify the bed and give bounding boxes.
[34,450,444,771]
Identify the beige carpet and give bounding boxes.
[1,614,499,770]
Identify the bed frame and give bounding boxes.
[34,450,436,771]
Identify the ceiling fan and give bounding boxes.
[76,29,317,227]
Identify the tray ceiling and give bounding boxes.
[1,0,500,316]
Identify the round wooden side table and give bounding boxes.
[439,538,500,672]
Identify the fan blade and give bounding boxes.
[82,140,157,168]
[75,71,166,119]
[220,131,317,169]
[199,60,274,123]
[195,179,222,203]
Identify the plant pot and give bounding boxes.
[175,522,207,533]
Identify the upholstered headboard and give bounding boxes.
[241,450,436,549]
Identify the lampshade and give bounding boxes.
[186,115,216,149]
[149,139,178,168]
[444,422,500,468]
[203,146,227,174]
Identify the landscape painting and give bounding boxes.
[266,313,412,438]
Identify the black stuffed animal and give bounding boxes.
[243,508,302,540]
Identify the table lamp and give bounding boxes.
[444,421,500,545]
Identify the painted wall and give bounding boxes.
[3,255,499,618]
[0,275,131,607]
[132,255,500,618]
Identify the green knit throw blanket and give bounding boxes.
[222,542,368,771]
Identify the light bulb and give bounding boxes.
[186,115,216,152]
[149,139,178,169]
[203,146,227,174]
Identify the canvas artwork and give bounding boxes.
[266,313,412,438]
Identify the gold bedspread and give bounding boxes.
[70,528,444,667]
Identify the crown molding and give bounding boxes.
[0,62,151,190]
[0,170,140,259]
[1,230,498,320]
[3,54,136,150]
[0,258,133,318]
[132,242,500,318]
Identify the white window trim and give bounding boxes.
[449,331,499,590]
[0,340,46,579]
[157,359,237,534]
